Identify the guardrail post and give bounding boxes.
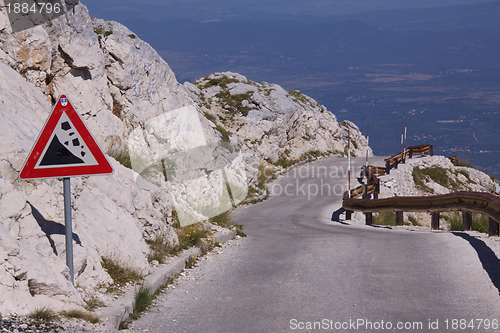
[431,212,440,230]
[488,218,499,237]
[396,211,403,226]
[385,161,390,174]
[462,212,472,231]
[429,145,434,156]
[365,212,372,225]
[346,210,352,220]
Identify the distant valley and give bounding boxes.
[84,0,500,179]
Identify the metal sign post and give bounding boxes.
[63,177,74,285]
[19,95,114,286]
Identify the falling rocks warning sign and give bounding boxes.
[19,95,114,179]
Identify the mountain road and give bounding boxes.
[129,156,500,333]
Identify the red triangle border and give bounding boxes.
[19,95,114,179]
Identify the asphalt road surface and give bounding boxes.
[130,156,500,333]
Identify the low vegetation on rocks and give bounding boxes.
[184,72,371,200]
[377,155,500,230]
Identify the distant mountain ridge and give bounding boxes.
[82,0,499,27]
[118,4,500,180]
[124,18,500,82]
[325,0,500,33]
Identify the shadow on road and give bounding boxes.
[453,232,500,295]
[331,207,346,222]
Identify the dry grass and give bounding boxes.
[101,257,142,287]
[61,310,99,324]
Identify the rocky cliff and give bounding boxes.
[0,1,370,316]
[185,72,372,191]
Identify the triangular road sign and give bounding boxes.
[20,95,114,179]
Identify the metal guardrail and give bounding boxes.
[347,165,381,199]
[342,191,500,236]
[384,144,433,173]
[342,143,490,231]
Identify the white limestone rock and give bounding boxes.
[94,19,193,131]
[0,6,184,315]
[185,72,372,178]
[377,155,498,228]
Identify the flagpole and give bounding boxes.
[365,124,369,168]
[348,128,351,198]
[403,117,407,162]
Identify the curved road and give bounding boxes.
[131,157,500,333]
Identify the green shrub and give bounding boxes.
[133,286,154,315]
[29,307,58,322]
[146,221,212,259]
[209,210,233,229]
[215,91,253,116]
[185,254,198,269]
[407,215,420,226]
[93,26,104,34]
[145,235,172,263]
[203,110,217,123]
[472,214,489,234]
[177,225,211,249]
[443,212,489,233]
[84,297,106,311]
[275,155,299,169]
[201,75,239,89]
[215,124,231,142]
[107,146,131,169]
[442,212,463,231]
[93,26,112,36]
[258,163,274,189]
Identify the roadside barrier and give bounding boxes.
[343,145,499,235]
[343,191,500,236]
[385,144,433,173]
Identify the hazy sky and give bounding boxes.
[81,0,496,22]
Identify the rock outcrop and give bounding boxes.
[0,2,185,316]
[375,155,500,228]
[0,2,371,316]
[185,72,372,190]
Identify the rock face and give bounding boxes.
[185,72,372,189]
[0,2,371,316]
[0,2,185,316]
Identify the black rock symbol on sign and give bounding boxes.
[39,121,85,166]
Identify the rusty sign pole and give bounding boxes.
[401,126,404,154]
[348,128,351,198]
